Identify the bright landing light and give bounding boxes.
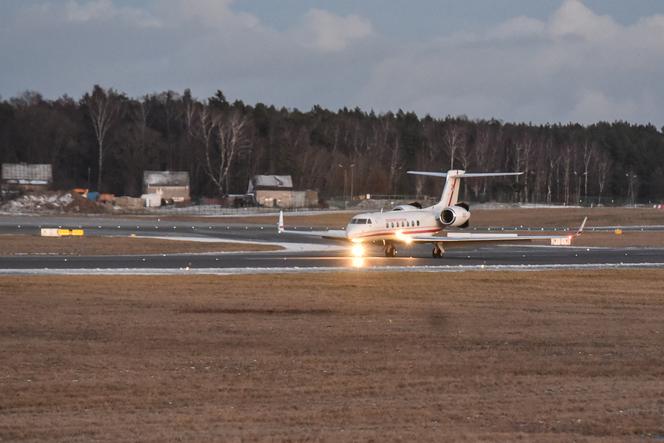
[395,230,413,244]
[351,244,365,257]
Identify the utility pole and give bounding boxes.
[338,163,347,208]
[626,172,638,206]
[350,163,355,206]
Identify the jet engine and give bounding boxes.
[440,205,470,228]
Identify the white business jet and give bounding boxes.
[278,170,587,258]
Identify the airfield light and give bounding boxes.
[351,244,365,257]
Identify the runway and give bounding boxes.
[2,214,664,274]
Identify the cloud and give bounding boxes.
[489,16,547,40]
[295,9,374,52]
[157,0,260,29]
[549,0,620,41]
[359,0,664,124]
[1,0,663,124]
[45,0,162,27]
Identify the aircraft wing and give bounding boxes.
[409,217,588,247]
[277,211,350,242]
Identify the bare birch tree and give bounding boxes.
[515,133,534,202]
[203,110,250,195]
[471,125,491,199]
[444,121,465,169]
[582,140,594,202]
[562,144,573,205]
[596,154,612,205]
[83,85,122,191]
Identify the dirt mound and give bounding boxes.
[0,191,108,214]
[64,192,109,213]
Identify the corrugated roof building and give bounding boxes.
[247,175,293,193]
[247,175,317,208]
[143,171,190,203]
[1,163,53,191]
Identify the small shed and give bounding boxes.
[248,175,317,208]
[1,163,53,191]
[143,171,190,203]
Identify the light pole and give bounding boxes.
[626,172,638,206]
[349,163,355,205]
[338,163,347,208]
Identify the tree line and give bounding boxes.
[1,85,663,204]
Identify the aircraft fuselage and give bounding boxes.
[345,206,443,243]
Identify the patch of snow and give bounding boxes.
[2,262,664,276]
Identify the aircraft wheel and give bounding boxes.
[385,245,397,257]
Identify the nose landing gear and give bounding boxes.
[383,242,397,257]
[432,242,445,258]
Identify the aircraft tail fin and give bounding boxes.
[407,170,523,208]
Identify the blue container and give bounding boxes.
[87,191,99,201]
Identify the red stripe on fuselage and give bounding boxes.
[353,227,441,239]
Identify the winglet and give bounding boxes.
[278,210,284,234]
[576,217,588,236]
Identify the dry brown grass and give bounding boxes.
[517,231,664,248]
[573,231,664,247]
[1,271,664,441]
[0,235,281,256]
[471,207,664,227]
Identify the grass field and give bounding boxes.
[0,235,281,256]
[1,271,663,441]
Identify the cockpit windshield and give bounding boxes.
[350,218,372,224]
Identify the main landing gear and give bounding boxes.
[383,242,397,257]
[432,242,445,258]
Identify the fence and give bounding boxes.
[145,205,348,216]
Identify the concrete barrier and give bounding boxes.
[40,228,60,237]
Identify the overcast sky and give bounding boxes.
[1,0,663,124]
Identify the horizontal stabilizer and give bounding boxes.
[407,170,523,178]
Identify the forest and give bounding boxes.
[1,85,663,205]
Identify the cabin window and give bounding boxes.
[385,223,389,228]
[417,220,420,226]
